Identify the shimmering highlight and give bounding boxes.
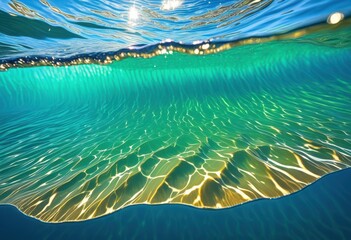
[1,18,350,71]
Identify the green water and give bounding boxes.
[0,22,350,222]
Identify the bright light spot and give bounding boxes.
[129,6,139,22]
[216,203,222,208]
[161,0,182,10]
[249,0,261,5]
[327,12,344,24]
[202,43,210,50]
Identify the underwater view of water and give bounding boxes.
[0,0,351,239]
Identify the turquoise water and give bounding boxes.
[0,0,351,238]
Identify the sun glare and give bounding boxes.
[161,0,182,10]
[129,6,139,21]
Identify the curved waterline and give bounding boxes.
[1,18,351,71]
[1,0,350,60]
[2,167,351,224]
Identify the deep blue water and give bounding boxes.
[1,168,351,240]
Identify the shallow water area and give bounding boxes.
[1,20,351,222]
[1,168,351,239]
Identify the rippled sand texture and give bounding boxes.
[1,26,351,222]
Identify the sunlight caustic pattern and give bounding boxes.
[0,21,351,222]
